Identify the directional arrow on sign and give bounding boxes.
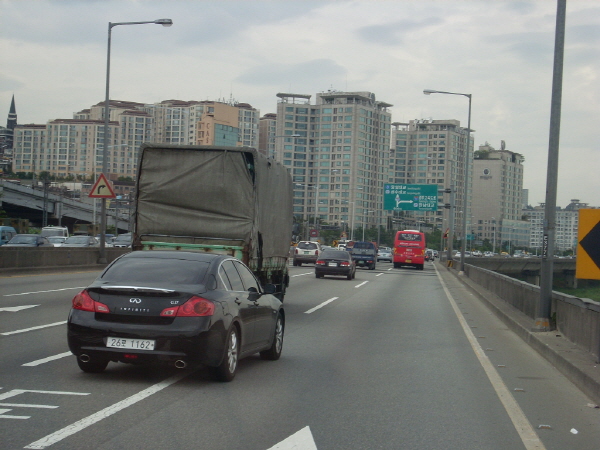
[0,305,39,312]
[580,221,600,268]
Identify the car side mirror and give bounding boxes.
[248,286,260,302]
[263,284,277,295]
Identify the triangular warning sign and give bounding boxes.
[88,173,116,198]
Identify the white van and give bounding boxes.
[40,226,69,238]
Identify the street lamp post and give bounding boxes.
[492,217,496,254]
[351,186,363,242]
[99,18,173,263]
[424,89,472,273]
[362,210,374,241]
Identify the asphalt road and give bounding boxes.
[1,260,599,449]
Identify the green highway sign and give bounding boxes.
[383,184,439,211]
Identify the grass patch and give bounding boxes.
[556,287,600,302]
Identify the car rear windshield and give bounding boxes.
[321,250,350,260]
[9,236,37,244]
[102,258,210,285]
[298,242,318,250]
[353,242,375,249]
[65,236,91,244]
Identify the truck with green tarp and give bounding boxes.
[132,144,293,300]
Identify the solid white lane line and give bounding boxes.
[304,297,339,314]
[23,352,72,367]
[3,287,86,297]
[24,371,191,449]
[1,321,67,336]
[433,264,546,450]
[354,281,369,288]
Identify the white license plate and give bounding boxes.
[106,337,155,351]
[328,262,337,267]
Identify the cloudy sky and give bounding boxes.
[1,0,598,207]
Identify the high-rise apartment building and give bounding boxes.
[258,113,277,158]
[523,199,596,253]
[274,91,392,237]
[390,119,474,239]
[11,98,259,181]
[471,142,525,247]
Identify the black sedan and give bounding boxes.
[315,249,356,280]
[4,234,53,247]
[67,251,284,381]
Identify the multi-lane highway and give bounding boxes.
[1,260,599,449]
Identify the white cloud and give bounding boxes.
[1,0,598,207]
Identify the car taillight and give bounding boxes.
[160,296,215,317]
[315,250,319,256]
[72,290,109,313]
[340,261,350,266]
[295,248,299,254]
[316,260,325,266]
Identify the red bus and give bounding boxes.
[393,230,426,270]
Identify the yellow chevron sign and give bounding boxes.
[576,209,600,280]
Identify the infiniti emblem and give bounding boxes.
[129,298,142,304]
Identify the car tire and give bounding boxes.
[209,326,239,382]
[260,313,284,361]
[347,272,352,280]
[76,356,109,373]
[315,272,322,278]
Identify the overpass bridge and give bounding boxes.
[0,179,131,233]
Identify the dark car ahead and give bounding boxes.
[67,251,284,382]
[112,233,132,248]
[4,234,53,247]
[315,249,356,280]
[62,235,99,247]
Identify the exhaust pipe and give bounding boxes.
[79,354,90,363]
[174,360,187,369]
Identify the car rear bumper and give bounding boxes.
[67,310,227,367]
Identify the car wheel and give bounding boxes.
[315,272,321,278]
[209,326,239,382]
[76,356,109,373]
[297,261,302,267]
[347,272,352,280]
[260,313,284,361]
